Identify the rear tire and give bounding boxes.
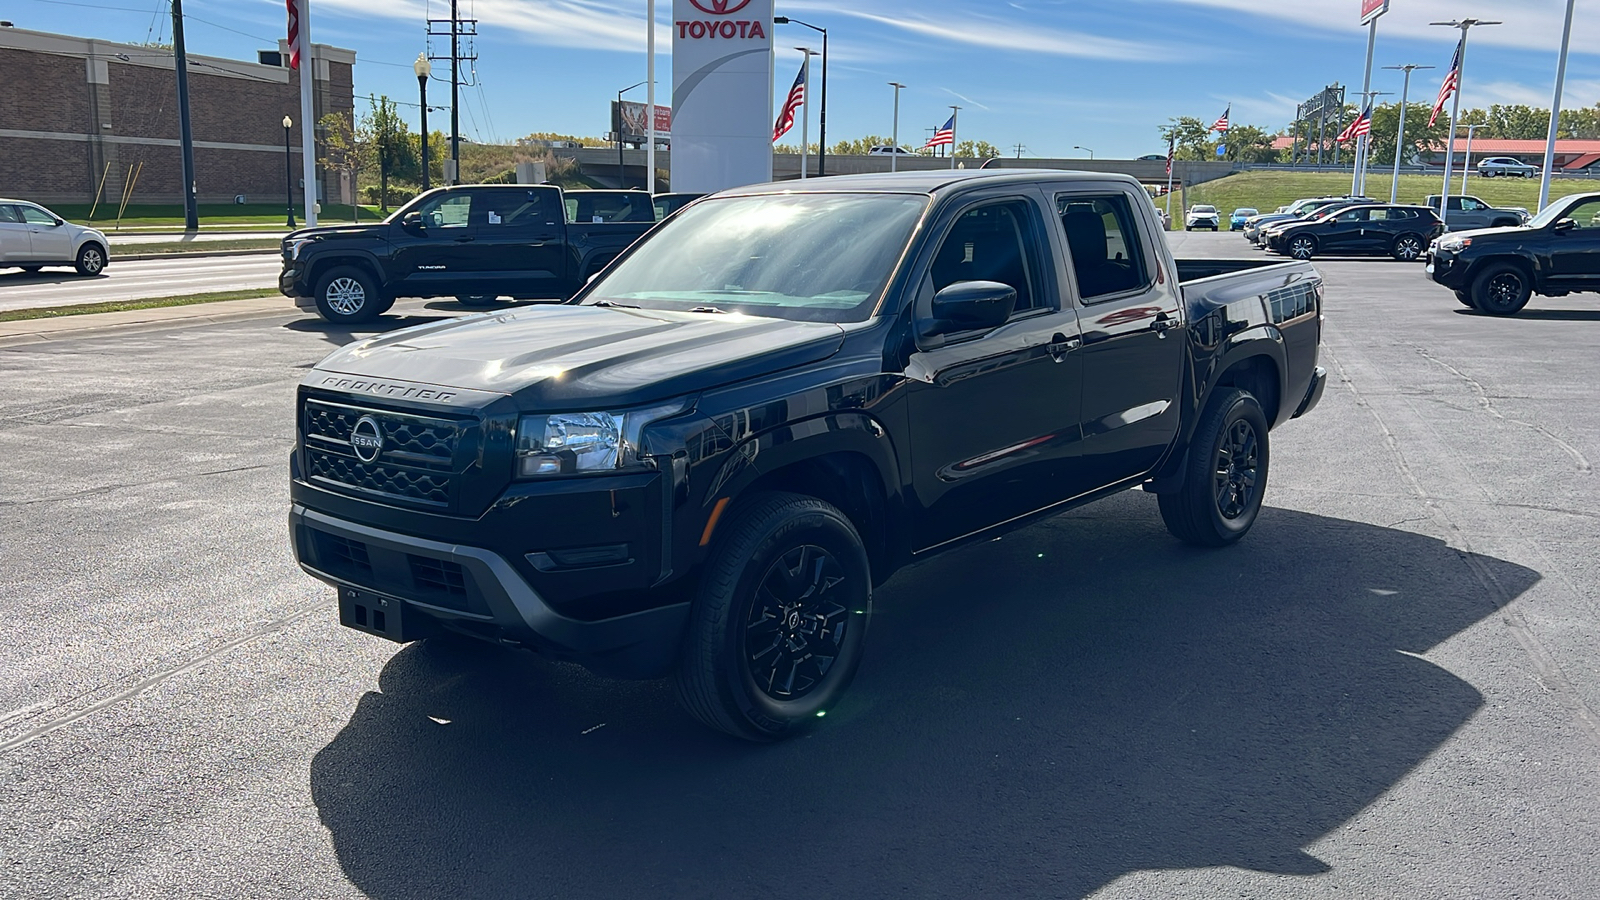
[1391,234,1425,262]
[1158,388,1270,548]
[74,243,106,276]
[1470,262,1532,316]
[674,492,872,741]
[313,265,382,323]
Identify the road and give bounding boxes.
[1,234,1596,898]
[0,254,280,312]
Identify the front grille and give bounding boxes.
[308,449,451,505]
[312,530,373,582]
[301,397,470,507]
[410,555,468,596]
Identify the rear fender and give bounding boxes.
[1147,326,1286,493]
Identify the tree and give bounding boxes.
[317,110,366,221]
[1159,116,1214,161]
[1216,125,1280,163]
[954,139,1001,160]
[364,95,418,212]
[830,135,898,155]
[1365,102,1451,166]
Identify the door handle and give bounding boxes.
[1047,332,1080,362]
[454,236,476,243]
[1152,312,1178,338]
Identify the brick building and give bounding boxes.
[0,27,355,207]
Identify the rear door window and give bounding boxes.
[1056,193,1151,301]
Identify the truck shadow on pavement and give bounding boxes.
[1451,307,1600,322]
[311,493,1539,899]
[281,314,453,349]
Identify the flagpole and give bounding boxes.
[1538,0,1576,212]
[298,0,317,226]
[1354,16,1377,197]
[797,49,814,180]
[1432,19,1499,227]
[948,106,960,170]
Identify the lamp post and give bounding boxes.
[1383,64,1433,204]
[1539,0,1577,212]
[1430,18,1500,226]
[1458,123,1486,196]
[282,115,296,228]
[774,16,827,176]
[414,53,431,192]
[617,80,646,189]
[1073,145,1094,159]
[888,82,905,173]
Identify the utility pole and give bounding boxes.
[427,2,476,185]
[1383,64,1432,204]
[170,0,198,230]
[1013,142,1025,159]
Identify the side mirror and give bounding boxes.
[401,211,425,232]
[925,280,1016,336]
[1553,218,1577,233]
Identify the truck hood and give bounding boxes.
[285,223,388,244]
[1439,224,1530,243]
[313,305,846,410]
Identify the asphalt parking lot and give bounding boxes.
[1,233,1597,898]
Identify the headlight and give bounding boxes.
[1440,238,1471,252]
[515,399,689,478]
[285,238,313,260]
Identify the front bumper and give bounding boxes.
[1425,247,1468,288]
[290,504,689,678]
[280,258,316,308]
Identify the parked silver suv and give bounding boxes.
[1476,157,1538,178]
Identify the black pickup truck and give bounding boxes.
[279,185,656,322]
[289,170,1327,740]
[1427,191,1600,315]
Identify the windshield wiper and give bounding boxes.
[686,305,728,314]
[591,300,640,309]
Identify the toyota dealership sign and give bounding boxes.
[672,0,774,192]
[1360,0,1390,25]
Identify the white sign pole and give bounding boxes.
[1539,0,1576,212]
[298,0,317,225]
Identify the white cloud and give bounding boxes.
[785,1,1172,60]
[313,0,659,53]
[1153,0,1600,54]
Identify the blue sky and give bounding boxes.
[12,0,1600,157]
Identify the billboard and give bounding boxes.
[611,101,673,143]
[671,0,775,192]
[1360,0,1390,24]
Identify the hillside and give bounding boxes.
[1183,170,1599,214]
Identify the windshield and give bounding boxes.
[1234,208,1257,216]
[582,192,928,323]
[1192,206,1216,213]
[1526,195,1593,229]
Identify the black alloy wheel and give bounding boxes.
[1471,263,1532,316]
[1391,234,1425,261]
[675,492,872,741]
[1158,387,1271,547]
[1288,235,1317,260]
[743,545,851,702]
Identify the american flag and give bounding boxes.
[286,0,301,69]
[1210,105,1230,133]
[772,61,806,143]
[1429,36,1464,128]
[924,114,955,149]
[1337,104,1372,143]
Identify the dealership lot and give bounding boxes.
[1,235,1597,898]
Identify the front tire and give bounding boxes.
[313,266,382,323]
[1287,235,1317,260]
[1454,288,1476,308]
[1158,388,1270,548]
[74,243,106,276]
[1471,262,1532,316]
[1391,234,1425,261]
[674,492,872,741]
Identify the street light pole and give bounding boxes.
[1458,123,1486,196]
[1074,145,1094,159]
[1383,64,1433,204]
[282,116,296,228]
[617,80,646,189]
[1539,0,1577,212]
[889,82,904,173]
[775,16,828,176]
[1431,18,1500,226]
[415,54,431,192]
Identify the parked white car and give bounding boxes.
[1185,204,1220,231]
[0,200,109,275]
[1476,157,1539,178]
[867,145,915,156]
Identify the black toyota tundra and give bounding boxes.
[289,170,1327,740]
[279,185,656,323]
[1427,191,1600,315]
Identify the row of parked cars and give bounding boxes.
[1220,194,1532,262]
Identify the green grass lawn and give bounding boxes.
[0,289,279,323]
[113,239,282,255]
[55,202,383,228]
[1185,170,1600,216]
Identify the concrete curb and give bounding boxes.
[0,296,295,347]
[110,248,280,262]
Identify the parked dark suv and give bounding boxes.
[1266,204,1444,261]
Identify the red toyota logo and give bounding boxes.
[689,0,752,14]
